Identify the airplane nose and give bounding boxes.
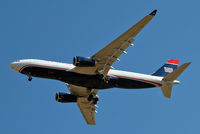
[9,61,21,72]
[9,62,15,70]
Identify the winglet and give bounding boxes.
[149,9,157,16]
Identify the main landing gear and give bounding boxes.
[87,94,99,104]
[97,74,110,83]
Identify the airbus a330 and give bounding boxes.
[9,10,191,125]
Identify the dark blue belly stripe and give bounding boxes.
[20,64,158,89]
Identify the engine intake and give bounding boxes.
[73,56,96,67]
[55,92,77,103]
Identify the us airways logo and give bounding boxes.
[164,67,173,73]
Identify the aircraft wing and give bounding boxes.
[66,84,98,125]
[76,97,96,125]
[72,10,157,76]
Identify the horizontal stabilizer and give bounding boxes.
[161,85,172,98]
[163,62,191,81]
[161,62,191,98]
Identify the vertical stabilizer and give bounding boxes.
[152,59,179,77]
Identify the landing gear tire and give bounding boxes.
[28,77,32,81]
[93,97,99,102]
[88,94,99,105]
[88,94,93,101]
[27,73,32,82]
[93,97,99,104]
[93,101,98,105]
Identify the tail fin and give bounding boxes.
[152,59,179,77]
[161,62,191,98]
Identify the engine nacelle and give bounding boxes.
[55,92,77,103]
[73,56,96,67]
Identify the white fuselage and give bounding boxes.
[9,59,179,89]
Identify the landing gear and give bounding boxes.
[93,100,98,105]
[28,77,32,81]
[88,94,93,101]
[93,97,99,102]
[27,73,32,81]
[93,97,99,104]
[86,88,99,104]
[104,77,109,83]
[97,74,110,83]
[87,94,99,104]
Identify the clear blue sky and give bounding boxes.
[1,0,199,133]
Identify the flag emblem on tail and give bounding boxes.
[152,59,179,77]
[164,67,173,73]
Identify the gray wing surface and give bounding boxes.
[68,10,157,124]
[72,10,157,76]
[76,97,96,125]
[66,84,98,125]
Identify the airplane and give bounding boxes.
[9,9,191,125]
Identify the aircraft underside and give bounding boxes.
[9,10,191,125]
[20,66,156,89]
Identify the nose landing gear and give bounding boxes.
[27,73,32,81]
[28,76,32,81]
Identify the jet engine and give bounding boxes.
[73,56,96,67]
[55,92,77,103]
